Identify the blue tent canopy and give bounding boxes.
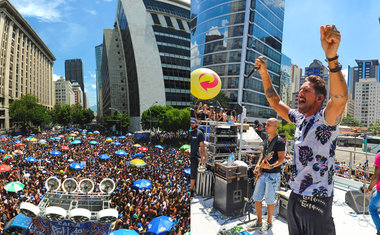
[4,213,32,232]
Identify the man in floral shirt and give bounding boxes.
[254,25,347,235]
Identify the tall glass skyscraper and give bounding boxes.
[116,0,190,131]
[95,44,102,119]
[191,0,285,121]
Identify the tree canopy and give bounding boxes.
[9,94,51,131]
[341,115,362,127]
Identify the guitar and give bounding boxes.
[254,151,274,182]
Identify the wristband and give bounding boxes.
[328,63,342,73]
[325,55,339,62]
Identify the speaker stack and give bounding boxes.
[213,163,248,216]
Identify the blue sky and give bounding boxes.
[282,0,380,78]
[9,0,118,107]
[9,0,379,108]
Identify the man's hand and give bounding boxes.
[365,187,372,195]
[254,56,268,74]
[253,166,259,174]
[200,155,206,164]
[320,25,341,59]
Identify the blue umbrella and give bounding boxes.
[1,135,7,137]
[113,142,121,146]
[147,216,175,234]
[88,132,93,135]
[99,154,110,160]
[50,132,55,135]
[50,150,62,156]
[13,136,19,139]
[90,141,98,145]
[133,179,152,190]
[184,168,190,176]
[94,131,100,134]
[54,137,61,140]
[49,138,55,141]
[0,149,6,153]
[14,140,21,144]
[110,229,139,235]
[134,153,145,158]
[118,136,126,139]
[155,145,164,150]
[112,136,117,139]
[70,140,82,145]
[115,150,127,156]
[67,159,74,162]
[24,157,37,163]
[70,163,84,170]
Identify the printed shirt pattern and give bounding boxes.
[288,108,339,197]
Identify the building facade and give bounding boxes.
[100,28,129,118]
[354,78,380,127]
[348,59,380,99]
[95,44,102,119]
[72,82,83,107]
[280,54,291,106]
[115,0,191,131]
[0,0,55,130]
[55,77,73,106]
[191,0,285,123]
[65,59,86,107]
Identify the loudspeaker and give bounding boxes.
[345,190,372,214]
[278,194,289,220]
[213,175,248,216]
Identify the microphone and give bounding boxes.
[246,56,267,79]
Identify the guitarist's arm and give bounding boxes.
[262,151,285,169]
[254,152,264,174]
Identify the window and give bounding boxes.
[176,19,184,30]
[165,16,173,27]
[151,13,160,25]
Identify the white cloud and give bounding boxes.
[91,84,96,89]
[207,26,221,36]
[11,0,66,22]
[86,9,97,15]
[104,0,113,2]
[342,68,348,83]
[90,73,96,79]
[53,74,62,81]
[190,41,201,68]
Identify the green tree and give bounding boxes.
[369,121,380,136]
[341,115,362,127]
[55,105,72,126]
[141,105,172,131]
[278,121,296,140]
[104,111,130,133]
[9,94,51,131]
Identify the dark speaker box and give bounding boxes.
[345,190,372,214]
[278,195,289,220]
[213,175,248,216]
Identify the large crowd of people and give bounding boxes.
[0,129,190,234]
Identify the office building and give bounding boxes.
[354,78,380,127]
[100,28,128,118]
[55,77,73,106]
[0,0,55,130]
[280,54,291,106]
[72,82,83,106]
[95,44,102,120]
[348,59,379,99]
[191,0,285,122]
[65,59,86,107]
[115,0,191,131]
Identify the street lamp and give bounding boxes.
[109,108,122,135]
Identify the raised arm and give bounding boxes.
[321,25,348,126]
[255,57,292,123]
